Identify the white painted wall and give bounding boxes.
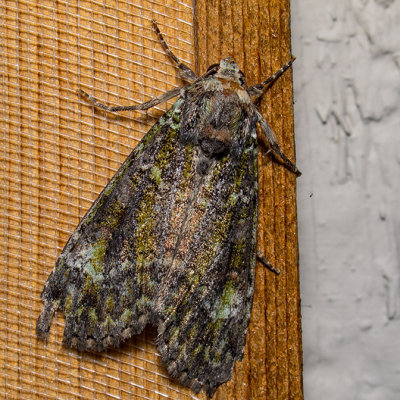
[291,1,400,398]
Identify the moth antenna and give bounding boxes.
[248,57,295,98]
[77,87,182,112]
[255,109,301,176]
[152,20,197,82]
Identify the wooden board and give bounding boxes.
[195,1,303,398]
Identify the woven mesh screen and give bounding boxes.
[0,1,202,398]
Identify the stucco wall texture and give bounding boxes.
[291,0,400,398]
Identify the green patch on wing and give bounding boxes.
[76,305,85,320]
[84,100,182,225]
[215,280,237,320]
[150,166,162,185]
[134,109,181,294]
[64,293,74,316]
[81,274,100,303]
[88,307,98,330]
[120,309,133,324]
[102,315,115,333]
[85,236,107,278]
[75,236,109,306]
[101,200,125,229]
[230,238,247,270]
[136,295,152,314]
[105,295,115,313]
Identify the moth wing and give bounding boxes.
[155,132,258,396]
[37,100,188,351]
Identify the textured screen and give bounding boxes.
[0,1,200,399]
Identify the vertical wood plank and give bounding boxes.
[195,1,303,399]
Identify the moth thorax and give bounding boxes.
[216,58,241,80]
[198,125,232,156]
[215,57,248,96]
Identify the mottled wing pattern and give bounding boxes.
[37,99,194,351]
[156,152,258,396]
[37,74,260,396]
[154,84,259,396]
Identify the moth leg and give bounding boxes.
[248,58,295,98]
[261,148,272,159]
[152,20,197,82]
[257,250,280,275]
[255,109,301,176]
[77,86,181,112]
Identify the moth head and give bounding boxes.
[214,57,248,89]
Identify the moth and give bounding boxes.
[37,21,300,397]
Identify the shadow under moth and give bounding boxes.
[37,21,300,397]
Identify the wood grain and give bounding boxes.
[195,1,303,398]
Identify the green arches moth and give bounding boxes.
[37,21,300,397]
